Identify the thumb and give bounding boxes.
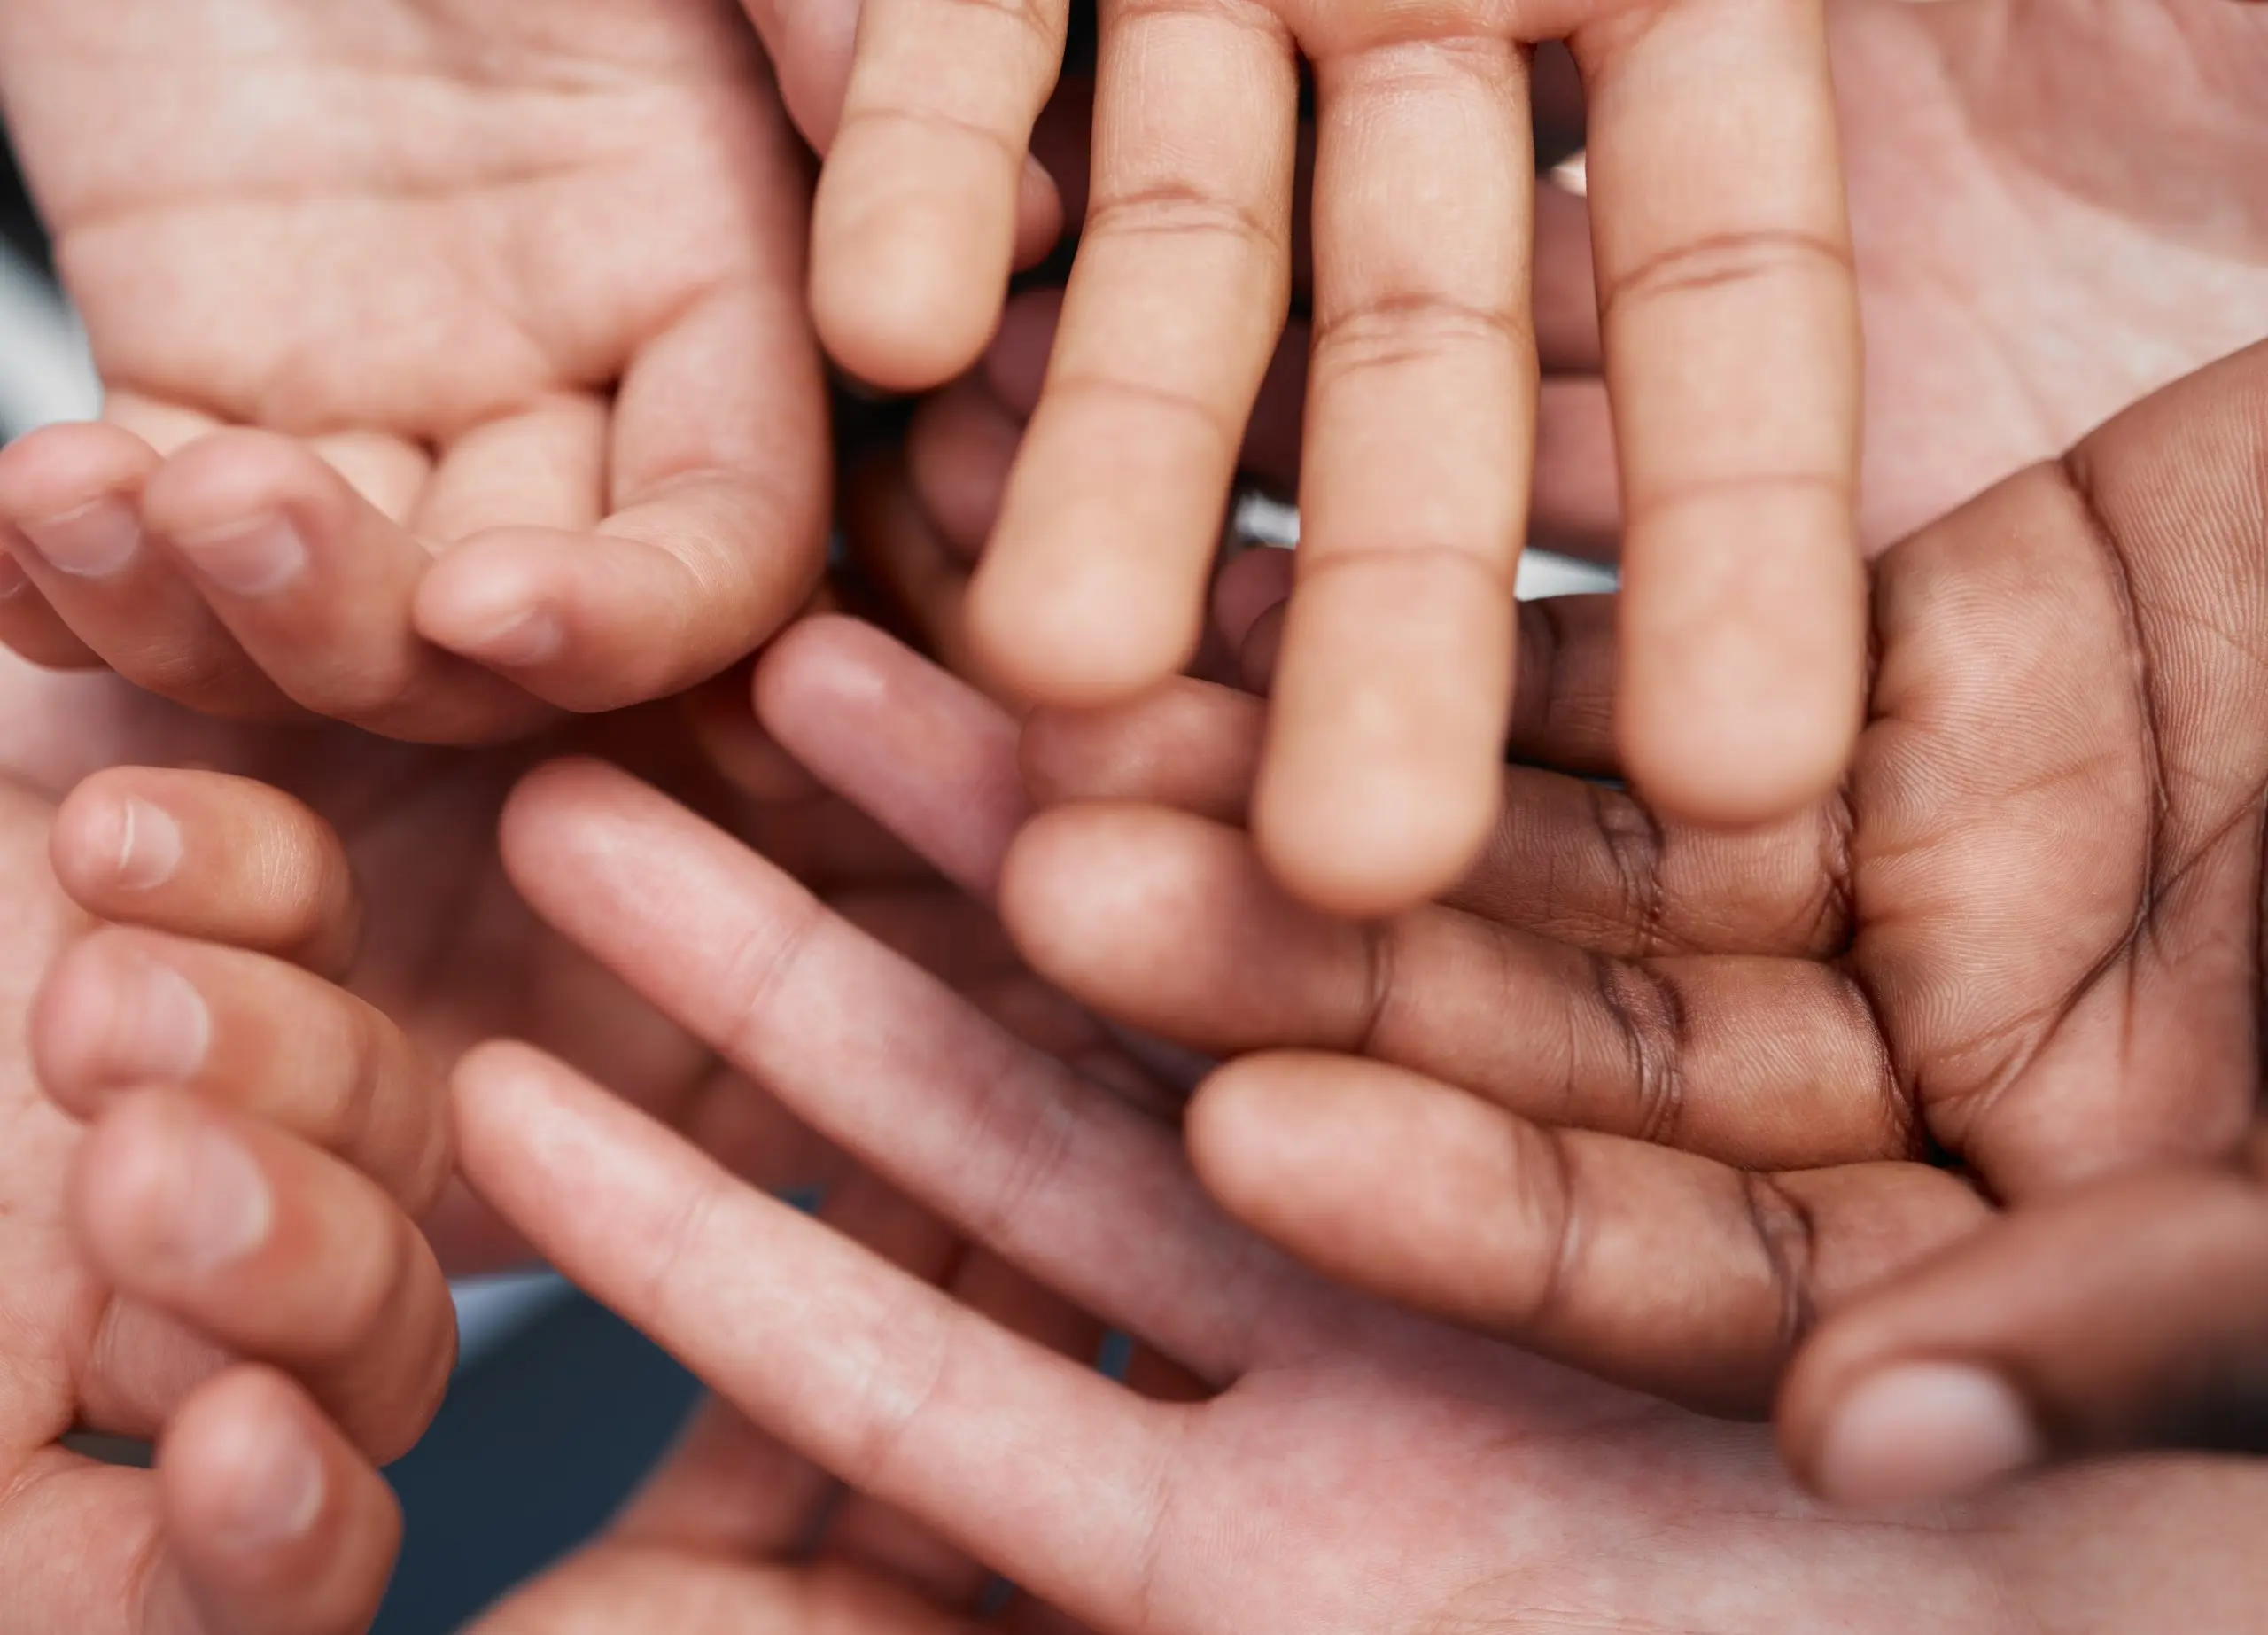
[1779,1132,2268,1509]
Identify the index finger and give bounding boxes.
[1572,0,1865,826]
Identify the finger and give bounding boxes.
[35,929,451,1209]
[1030,596,1622,823]
[50,768,361,975]
[811,0,1070,389]
[496,759,1340,1380]
[1532,378,1622,559]
[1190,1050,1984,1415]
[1571,1,1864,824]
[410,393,608,544]
[158,1365,403,1635]
[964,4,1299,704]
[0,422,289,717]
[1252,35,1534,918]
[1780,1147,2268,1508]
[843,454,983,681]
[905,379,1024,563]
[1456,764,1844,959]
[755,616,1028,899]
[985,292,1312,493]
[0,557,103,668]
[452,1039,1177,1631]
[1002,803,1902,1170]
[419,173,832,712]
[73,1090,456,1460]
[1022,679,1266,826]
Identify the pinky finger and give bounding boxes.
[158,1366,402,1635]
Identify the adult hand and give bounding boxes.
[0,0,827,735]
[811,0,1868,915]
[442,734,2268,1635]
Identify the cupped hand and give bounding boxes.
[0,776,410,1633]
[811,0,1868,915]
[437,734,2268,1635]
[0,0,827,734]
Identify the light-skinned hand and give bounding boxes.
[430,735,2268,1635]
[810,0,1868,915]
[0,0,829,736]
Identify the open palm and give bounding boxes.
[0,0,828,732]
[446,742,2268,1635]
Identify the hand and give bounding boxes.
[0,0,827,736]
[0,775,412,1632]
[968,339,2268,1481]
[0,647,864,1273]
[433,741,2268,1634]
[1775,1130,2268,1508]
[1528,0,2268,553]
[474,938,1187,1635]
[810,0,1868,916]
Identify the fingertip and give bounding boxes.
[33,935,213,1111]
[51,775,185,901]
[161,1366,401,1634]
[1013,153,1067,270]
[1252,748,1495,922]
[1795,1361,2042,1511]
[965,547,1202,708]
[0,421,161,522]
[411,533,571,674]
[751,612,896,744]
[139,429,331,537]
[1619,646,1859,829]
[812,154,1013,393]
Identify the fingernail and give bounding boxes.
[1814,1362,2042,1509]
[451,604,563,668]
[214,1416,325,1552]
[140,1117,272,1278]
[18,499,140,578]
[99,951,212,1082]
[172,513,307,596]
[0,552,27,599]
[86,795,183,890]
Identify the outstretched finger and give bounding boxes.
[1191,1049,1984,1416]
[1571,0,1865,824]
[453,1039,1177,1634]
[965,0,1300,705]
[1253,31,1535,917]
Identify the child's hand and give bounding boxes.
[812,0,1866,915]
[0,0,828,736]
[31,767,459,1620]
[0,774,403,1635]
